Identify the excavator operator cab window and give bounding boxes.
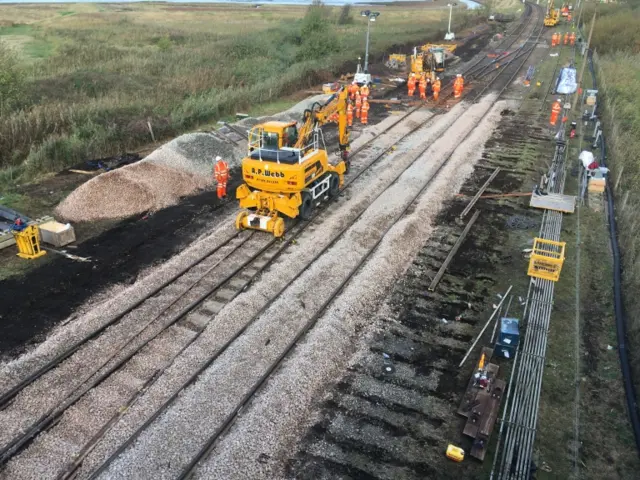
[283,126,298,147]
[261,132,279,151]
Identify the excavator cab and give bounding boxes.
[235,93,349,238]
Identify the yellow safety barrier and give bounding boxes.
[13,225,47,260]
[527,237,565,282]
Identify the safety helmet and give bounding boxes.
[215,156,222,162]
[557,98,561,102]
[437,77,440,80]
[457,74,462,77]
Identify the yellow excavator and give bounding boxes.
[545,0,560,26]
[235,87,350,237]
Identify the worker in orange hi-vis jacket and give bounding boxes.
[214,155,229,200]
[360,84,370,102]
[433,77,441,101]
[569,32,576,46]
[348,81,358,101]
[563,32,569,45]
[453,74,464,99]
[551,33,558,47]
[354,90,362,119]
[360,99,370,125]
[418,74,427,100]
[407,73,417,97]
[347,101,354,127]
[549,98,562,126]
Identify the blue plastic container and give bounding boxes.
[498,317,520,348]
[495,341,516,359]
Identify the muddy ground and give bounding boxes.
[0,27,495,358]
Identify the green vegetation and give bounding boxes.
[0,2,481,184]
[585,0,640,382]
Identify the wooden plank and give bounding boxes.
[428,210,480,291]
[529,192,576,213]
[470,378,507,461]
[460,167,501,218]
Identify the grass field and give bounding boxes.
[0,1,481,184]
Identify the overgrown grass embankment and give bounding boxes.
[585,0,640,384]
[0,2,482,184]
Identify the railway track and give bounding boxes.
[164,5,544,479]
[0,6,543,479]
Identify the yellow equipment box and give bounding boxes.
[446,444,465,462]
[527,237,566,282]
[13,225,47,260]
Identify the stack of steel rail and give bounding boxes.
[491,130,569,479]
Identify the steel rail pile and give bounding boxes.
[491,133,569,479]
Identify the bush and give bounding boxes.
[0,44,25,115]
[337,4,354,25]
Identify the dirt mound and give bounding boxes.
[56,161,208,222]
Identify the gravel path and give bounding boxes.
[88,95,499,479]
[191,98,513,480]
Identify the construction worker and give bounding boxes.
[567,12,572,22]
[11,217,27,232]
[551,33,558,47]
[347,101,354,127]
[214,155,229,200]
[348,81,358,101]
[407,73,417,97]
[360,99,370,125]
[453,74,464,99]
[418,73,427,100]
[563,32,569,46]
[569,32,576,46]
[360,83,370,103]
[549,98,562,126]
[354,90,362,119]
[433,77,441,101]
[426,77,433,99]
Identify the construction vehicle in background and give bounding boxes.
[544,0,560,26]
[235,88,350,237]
[387,43,456,79]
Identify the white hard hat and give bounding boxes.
[557,98,561,102]
[215,156,222,161]
[437,77,440,80]
[457,74,462,77]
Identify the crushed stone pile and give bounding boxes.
[56,160,208,222]
[56,94,335,222]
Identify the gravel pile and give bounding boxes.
[56,159,208,222]
[56,131,247,222]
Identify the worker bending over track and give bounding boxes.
[214,155,229,200]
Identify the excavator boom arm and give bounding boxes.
[294,87,350,153]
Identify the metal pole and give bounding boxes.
[364,18,371,73]
[448,5,452,34]
[572,11,596,111]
